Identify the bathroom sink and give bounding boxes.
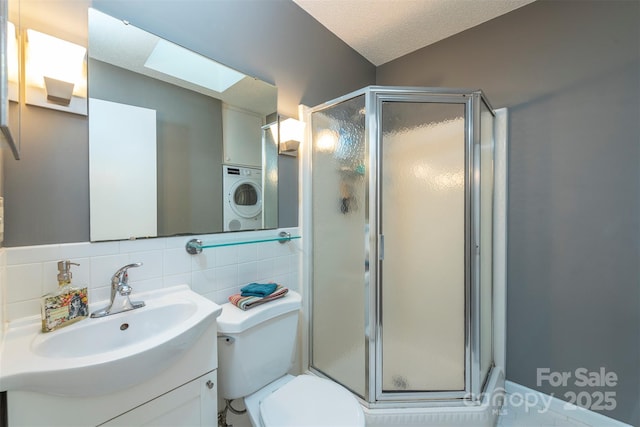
[0,285,221,397]
[32,300,198,359]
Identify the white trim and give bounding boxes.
[298,104,313,373]
[505,381,633,427]
[493,108,508,373]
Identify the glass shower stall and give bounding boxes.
[308,86,496,406]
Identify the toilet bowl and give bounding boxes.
[245,374,364,427]
[217,290,364,427]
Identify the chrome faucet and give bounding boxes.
[91,262,145,318]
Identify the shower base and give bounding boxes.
[362,368,505,427]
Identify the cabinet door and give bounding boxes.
[222,104,263,167]
[100,371,217,427]
[89,98,158,241]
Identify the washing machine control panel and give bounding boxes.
[226,167,256,177]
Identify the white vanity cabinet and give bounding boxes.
[7,319,219,427]
[101,371,217,426]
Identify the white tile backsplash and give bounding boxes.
[2,228,301,322]
[237,244,257,264]
[237,261,258,285]
[163,247,192,276]
[256,257,274,278]
[215,265,239,290]
[90,254,130,288]
[192,269,217,295]
[6,299,40,324]
[6,263,43,302]
[192,249,216,271]
[163,272,191,288]
[58,241,119,259]
[125,250,163,281]
[216,245,238,267]
[119,238,166,253]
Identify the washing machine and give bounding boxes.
[223,165,263,231]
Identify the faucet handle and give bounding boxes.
[112,262,143,286]
[118,283,132,296]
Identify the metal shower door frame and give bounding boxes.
[307,86,496,408]
[367,87,466,405]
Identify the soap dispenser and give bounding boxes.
[41,260,89,333]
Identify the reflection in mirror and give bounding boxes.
[1,0,20,159]
[88,8,277,241]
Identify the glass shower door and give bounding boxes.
[378,99,468,397]
[310,94,367,398]
[309,87,496,406]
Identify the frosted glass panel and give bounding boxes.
[311,95,366,397]
[381,102,466,392]
[479,100,494,384]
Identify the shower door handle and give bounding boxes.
[378,234,384,261]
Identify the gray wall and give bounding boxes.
[4,105,89,245]
[3,0,375,246]
[377,0,639,424]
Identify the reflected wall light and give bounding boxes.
[7,21,18,102]
[25,29,87,115]
[315,129,338,153]
[277,117,305,156]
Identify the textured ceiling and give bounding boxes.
[293,0,536,66]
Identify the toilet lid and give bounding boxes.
[260,375,365,427]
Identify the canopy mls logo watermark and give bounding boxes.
[469,367,619,416]
[537,367,618,388]
[536,367,618,412]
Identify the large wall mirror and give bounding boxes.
[88,8,278,241]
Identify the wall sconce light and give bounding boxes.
[277,117,305,156]
[1,4,20,160]
[24,29,87,115]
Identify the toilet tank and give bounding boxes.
[217,290,302,400]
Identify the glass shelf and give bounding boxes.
[185,232,301,254]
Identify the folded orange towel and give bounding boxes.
[229,284,288,310]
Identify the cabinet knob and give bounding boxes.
[206,380,214,389]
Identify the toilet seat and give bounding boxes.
[259,375,365,427]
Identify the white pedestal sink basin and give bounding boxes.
[0,285,221,397]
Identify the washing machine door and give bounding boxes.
[228,180,262,219]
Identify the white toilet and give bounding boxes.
[217,290,365,427]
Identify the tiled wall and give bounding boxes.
[3,228,301,323]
